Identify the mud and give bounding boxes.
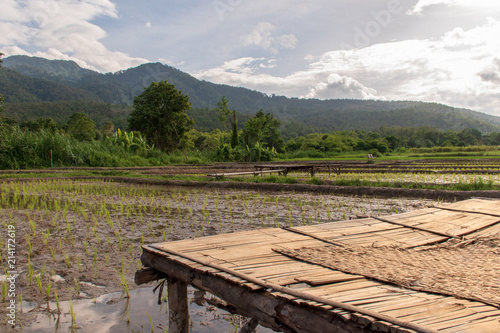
[0,177,442,332]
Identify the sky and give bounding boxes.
[1,0,500,116]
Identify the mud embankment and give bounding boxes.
[2,175,499,201]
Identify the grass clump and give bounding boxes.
[307,177,325,185]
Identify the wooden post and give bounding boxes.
[168,277,189,333]
[239,318,259,333]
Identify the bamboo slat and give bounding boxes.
[143,198,500,333]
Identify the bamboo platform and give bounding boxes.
[138,198,500,333]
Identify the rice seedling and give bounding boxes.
[74,279,81,295]
[26,235,33,258]
[27,260,34,285]
[50,248,57,262]
[28,215,37,236]
[35,275,43,292]
[69,300,77,329]
[118,271,130,298]
[1,282,7,302]
[45,281,52,302]
[64,254,71,268]
[76,257,83,272]
[148,312,154,332]
[54,291,61,313]
[18,291,23,313]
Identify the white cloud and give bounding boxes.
[479,58,500,83]
[0,0,148,72]
[245,22,298,54]
[410,0,500,14]
[196,18,500,115]
[306,18,500,113]
[305,74,383,100]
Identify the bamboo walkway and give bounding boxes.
[139,198,500,333]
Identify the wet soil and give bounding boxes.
[0,175,442,332]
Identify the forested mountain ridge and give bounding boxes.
[2,55,500,133]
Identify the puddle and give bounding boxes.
[23,286,273,332]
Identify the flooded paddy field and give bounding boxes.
[0,179,438,332]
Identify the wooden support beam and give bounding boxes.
[168,277,190,333]
[239,318,259,333]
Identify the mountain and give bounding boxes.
[2,55,500,133]
[0,66,99,103]
[2,55,95,82]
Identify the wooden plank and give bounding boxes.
[296,271,364,286]
[440,199,500,216]
[208,169,286,178]
[440,317,500,333]
[378,209,500,238]
[380,301,469,320]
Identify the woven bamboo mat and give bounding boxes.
[274,237,500,307]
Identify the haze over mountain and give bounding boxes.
[2,55,500,134]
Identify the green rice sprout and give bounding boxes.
[69,300,77,329]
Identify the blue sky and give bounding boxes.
[2,0,500,116]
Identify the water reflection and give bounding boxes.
[24,286,271,332]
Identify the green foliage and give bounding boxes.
[215,97,239,148]
[65,112,96,141]
[22,117,58,132]
[0,53,3,114]
[215,142,277,162]
[102,121,114,137]
[231,112,238,149]
[450,179,495,191]
[110,129,154,155]
[0,127,114,169]
[242,110,284,152]
[248,175,298,184]
[188,107,249,132]
[307,177,325,186]
[128,81,193,152]
[0,125,192,169]
[216,96,231,125]
[2,101,129,129]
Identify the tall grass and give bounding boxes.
[0,127,210,169]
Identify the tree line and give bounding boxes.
[2,77,500,169]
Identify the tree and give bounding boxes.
[242,110,284,152]
[216,96,238,148]
[128,81,193,152]
[101,121,115,137]
[0,53,4,114]
[24,117,58,132]
[66,112,96,141]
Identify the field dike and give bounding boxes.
[2,175,499,201]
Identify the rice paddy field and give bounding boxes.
[1,158,499,332]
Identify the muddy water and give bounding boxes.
[23,286,272,333]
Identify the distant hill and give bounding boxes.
[0,66,99,103]
[2,55,500,133]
